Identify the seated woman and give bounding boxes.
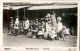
[44,21,53,40]
[31,20,38,38]
[37,21,45,39]
[63,26,70,38]
[19,21,24,35]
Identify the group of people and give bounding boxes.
[10,13,70,41]
[13,17,29,36]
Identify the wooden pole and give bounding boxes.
[17,10,19,17]
[24,8,25,19]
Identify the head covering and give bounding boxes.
[63,26,66,30]
[63,26,66,29]
[51,11,54,15]
[25,18,28,20]
[16,16,19,18]
[46,13,51,17]
[41,18,44,21]
[33,20,35,22]
[48,21,52,24]
[10,17,13,18]
[57,16,62,21]
[51,27,56,30]
[35,18,38,21]
[15,17,19,24]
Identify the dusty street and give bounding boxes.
[3,30,77,48]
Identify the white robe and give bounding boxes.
[57,22,63,33]
[64,29,70,34]
[14,18,19,29]
[38,28,45,35]
[44,23,51,38]
[49,30,56,38]
[23,20,29,29]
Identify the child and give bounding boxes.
[60,26,66,40]
[49,27,56,41]
[64,28,70,38]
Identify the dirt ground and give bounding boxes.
[3,30,77,47]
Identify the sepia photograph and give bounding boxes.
[3,2,78,47]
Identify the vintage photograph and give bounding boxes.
[3,2,77,47]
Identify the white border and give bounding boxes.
[0,0,79,51]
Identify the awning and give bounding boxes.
[3,2,77,10]
[3,5,30,10]
[28,5,77,10]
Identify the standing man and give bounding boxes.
[57,16,63,40]
[14,17,20,36]
[10,17,13,33]
[23,18,29,35]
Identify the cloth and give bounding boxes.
[64,29,70,35]
[10,17,13,29]
[45,22,51,32]
[57,30,64,38]
[57,22,63,33]
[19,23,23,32]
[44,32,49,38]
[14,24,19,29]
[23,20,29,29]
[15,18,19,25]
[51,13,57,27]
[44,22,52,38]
[60,30,65,39]
[15,29,19,35]
[23,29,28,35]
[49,30,57,38]
[32,24,38,38]
[14,18,19,29]
[32,32,37,38]
[38,23,45,35]
[38,28,45,35]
